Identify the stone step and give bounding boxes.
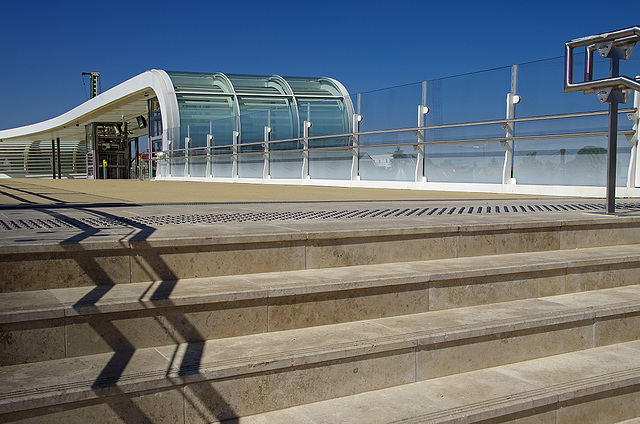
[1,285,639,422]
[3,244,640,365]
[3,215,640,292]
[239,340,640,424]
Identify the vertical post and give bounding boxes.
[502,94,515,185]
[605,55,621,214]
[185,137,191,178]
[302,121,311,179]
[135,137,140,179]
[56,138,62,179]
[351,114,362,181]
[148,122,153,180]
[206,134,213,178]
[607,98,619,213]
[502,66,519,185]
[415,105,428,182]
[167,140,172,177]
[232,130,239,178]
[51,139,57,179]
[263,126,272,179]
[123,122,129,179]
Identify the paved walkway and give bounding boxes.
[2,178,638,251]
[0,178,542,206]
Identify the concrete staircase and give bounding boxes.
[1,213,640,423]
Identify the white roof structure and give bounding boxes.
[0,70,179,143]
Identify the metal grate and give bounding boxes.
[2,201,639,231]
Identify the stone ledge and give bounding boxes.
[3,244,640,325]
[238,341,640,424]
[1,286,639,416]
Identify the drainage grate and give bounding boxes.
[1,201,639,231]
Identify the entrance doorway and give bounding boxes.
[86,123,131,179]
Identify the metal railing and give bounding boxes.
[147,103,639,192]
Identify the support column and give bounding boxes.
[51,140,57,179]
[596,50,624,214]
[56,138,62,179]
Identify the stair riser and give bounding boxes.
[3,220,640,292]
[2,312,639,422]
[6,383,640,424]
[4,261,640,366]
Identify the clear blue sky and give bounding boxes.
[1,0,639,129]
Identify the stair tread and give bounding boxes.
[3,243,640,324]
[1,284,639,413]
[239,340,640,424]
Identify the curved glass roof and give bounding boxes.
[164,71,353,149]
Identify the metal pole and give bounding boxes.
[51,140,56,179]
[606,56,621,214]
[607,99,618,213]
[56,138,62,179]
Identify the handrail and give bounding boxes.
[165,107,636,150]
[154,106,636,159]
[152,129,636,161]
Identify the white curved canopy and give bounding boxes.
[0,69,179,143]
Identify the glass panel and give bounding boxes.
[513,134,630,187]
[517,56,607,117]
[284,76,342,96]
[211,146,232,178]
[270,151,303,179]
[157,152,168,177]
[238,97,296,142]
[166,71,231,93]
[227,74,290,95]
[425,140,504,183]
[358,83,422,131]
[421,67,510,183]
[238,147,263,178]
[358,131,418,181]
[426,67,511,126]
[309,149,352,180]
[169,153,185,177]
[514,55,637,187]
[297,98,349,138]
[296,98,351,180]
[175,94,237,148]
[189,150,207,178]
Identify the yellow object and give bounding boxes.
[102,159,108,168]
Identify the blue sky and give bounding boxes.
[1,0,639,129]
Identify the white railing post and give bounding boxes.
[167,140,172,177]
[351,114,362,181]
[263,126,272,179]
[184,136,191,178]
[206,134,213,178]
[415,105,429,182]
[232,130,240,178]
[302,120,311,179]
[502,92,520,185]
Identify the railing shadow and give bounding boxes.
[34,206,240,423]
